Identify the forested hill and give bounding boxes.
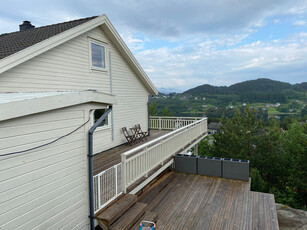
[183,78,306,103]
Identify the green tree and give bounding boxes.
[198,107,307,209]
[161,106,173,116]
[198,137,214,156]
[250,168,265,192]
[282,122,307,208]
[149,102,157,116]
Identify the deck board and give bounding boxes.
[93,130,170,175]
[139,172,278,230]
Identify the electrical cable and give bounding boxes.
[0,118,90,158]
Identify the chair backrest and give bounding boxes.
[136,124,145,132]
[122,127,129,137]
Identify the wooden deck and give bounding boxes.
[93,130,170,175]
[137,172,279,230]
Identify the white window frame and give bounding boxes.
[89,39,107,72]
[91,108,110,131]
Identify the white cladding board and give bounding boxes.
[0,26,150,154]
[0,107,89,229]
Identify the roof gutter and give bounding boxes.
[88,106,112,230]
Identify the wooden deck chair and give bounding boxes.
[122,127,136,145]
[135,124,148,141]
[130,127,141,143]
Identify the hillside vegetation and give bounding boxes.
[184,78,306,104]
[150,78,307,120]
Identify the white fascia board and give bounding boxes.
[101,18,158,95]
[0,15,108,75]
[0,91,116,121]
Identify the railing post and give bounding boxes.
[160,139,164,165]
[195,144,198,156]
[121,154,127,193]
[159,117,161,130]
[115,165,118,195]
[145,146,148,177]
[97,176,100,209]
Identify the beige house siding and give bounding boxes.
[0,26,150,154]
[0,106,90,229]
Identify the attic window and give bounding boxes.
[91,42,106,69]
[93,109,109,128]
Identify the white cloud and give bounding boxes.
[121,33,146,51]
[287,4,307,15]
[293,20,306,26]
[135,33,307,90]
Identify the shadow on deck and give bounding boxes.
[93,130,171,175]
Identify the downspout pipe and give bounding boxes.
[88,106,112,230]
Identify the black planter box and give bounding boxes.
[198,156,222,177]
[222,158,249,181]
[175,154,197,174]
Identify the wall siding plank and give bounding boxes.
[0,107,89,229]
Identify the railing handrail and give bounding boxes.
[149,116,202,119]
[93,162,121,178]
[122,117,207,157]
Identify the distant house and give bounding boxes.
[0,15,157,229]
[180,96,187,100]
[208,122,222,134]
[274,115,281,120]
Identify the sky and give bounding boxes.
[0,0,306,92]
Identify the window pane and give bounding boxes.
[91,43,105,68]
[94,109,108,127]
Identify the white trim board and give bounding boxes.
[0,90,116,121]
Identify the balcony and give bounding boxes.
[93,116,207,214]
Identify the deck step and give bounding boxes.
[96,194,137,229]
[110,202,147,230]
[131,211,158,229]
[138,171,175,204]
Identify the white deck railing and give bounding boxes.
[121,117,207,193]
[150,116,202,130]
[93,163,122,214]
